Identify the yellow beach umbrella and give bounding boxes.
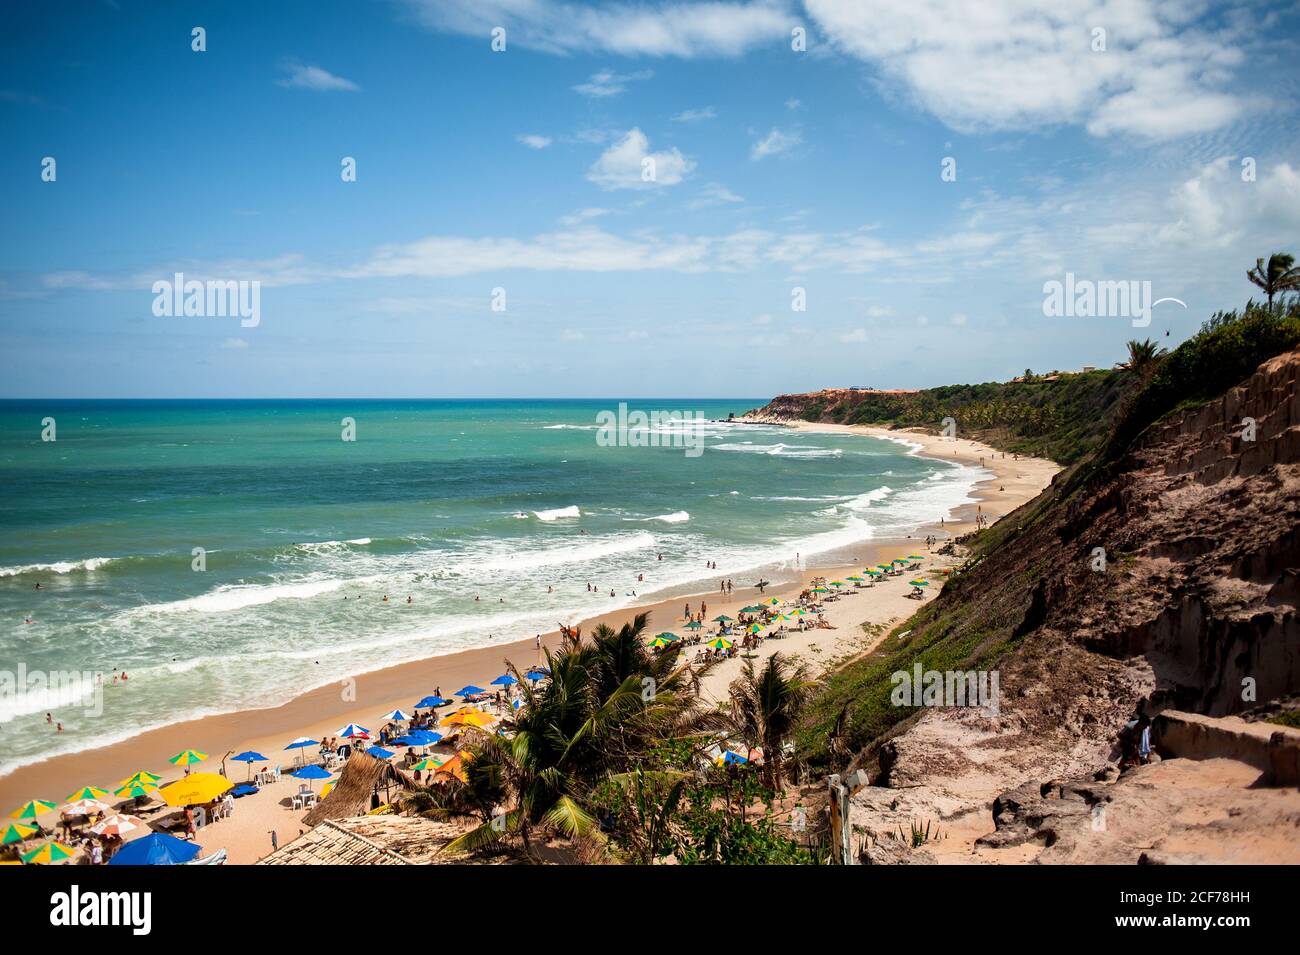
[21,841,76,865]
[9,800,58,820]
[168,749,208,768]
[439,708,495,728]
[1,822,38,845]
[409,756,446,772]
[158,772,232,807]
[66,786,111,802]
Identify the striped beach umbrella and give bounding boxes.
[65,786,111,802]
[707,637,734,650]
[89,814,146,838]
[119,770,162,787]
[9,800,58,820]
[409,756,446,772]
[1,822,38,845]
[21,841,75,865]
[114,781,158,799]
[648,633,676,648]
[381,709,411,722]
[909,579,929,587]
[336,723,371,740]
[168,749,208,768]
[63,799,110,817]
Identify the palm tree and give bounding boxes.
[1247,253,1300,311]
[726,653,812,793]
[1121,338,1166,374]
[442,621,705,858]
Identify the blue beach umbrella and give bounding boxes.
[291,765,332,792]
[719,751,749,766]
[381,709,411,722]
[414,695,448,709]
[524,671,544,682]
[453,685,484,697]
[283,737,319,767]
[109,831,201,866]
[365,746,395,760]
[491,674,518,687]
[230,783,259,798]
[231,750,269,781]
[336,723,371,740]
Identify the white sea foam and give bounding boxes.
[0,557,118,577]
[533,505,581,521]
[128,577,350,616]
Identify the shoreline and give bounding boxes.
[0,422,1060,847]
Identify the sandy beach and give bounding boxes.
[0,424,1059,864]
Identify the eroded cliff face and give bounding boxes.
[849,349,1300,864]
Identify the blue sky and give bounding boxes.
[2,0,1298,398]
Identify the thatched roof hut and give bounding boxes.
[257,820,413,865]
[302,751,411,826]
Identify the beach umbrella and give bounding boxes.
[712,615,733,623]
[706,637,733,650]
[830,581,845,587]
[435,753,470,783]
[21,841,75,865]
[114,781,158,800]
[158,773,233,808]
[717,751,749,766]
[877,564,892,571]
[320,782,335,799]
[747,624,762,634]
[490,674,518,687]
[740,605,763,613]
[381,709,411,722]
[523,671,545,681]
[452,685,484,697]
[119,770,162,787]
[909,579,929,587]
[63,798,110,817]
[290,765,332,792]
[864,569,882,576]
[89,814,146,838]
[648,632,677,647]
[440,708,495,728]
[810,587,830,594]
[908,554,925,561]
[684,620,704,630]
[284,736,319,767]
[108,831,200,866]
[231,750,269,781]
[1,822,37,845]
[65,786,110,802]
[414,695,448,709]
[168,749,208,771]
[365,746,395,760]
[8,800,58,820]
[847,575,863,581]
[409,756,445,772]
[767,597,781,605]
[336,723,371,740]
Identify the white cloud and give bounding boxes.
[785,97,801,110]
[572,69,652,98]
[750,127,801,160]
[804,0,1252,140]
[276,61,360,92]
[587,128,695,190]
[840,328,869,343]
[221,337,249,349]
[672,106,717,122]
[1157,159,1300,247]
[403,0,791,57]
[517,134,553,149]
[559,207,611,226]
[688,182,745,208]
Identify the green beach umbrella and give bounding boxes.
[909,579,929,587]
[65,786,110,802]
[810,587,830,594]
[21,841,76,865]
[847,575,863,581]
[747,624,762,634]
[707,637,734,650]
[740,605,763,613]
[908,554,925,560]
[877,564,893,571]
[8,800,57,820]
[830,581,845,587]
[767,597,780,605]
[647,634,676,648]
[712,615,733,623]
[1,822,38,845]
[864,568,882,575]
[684,620,704,630]
[118,770,162,787]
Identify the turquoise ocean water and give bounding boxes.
[0,399,984,776]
